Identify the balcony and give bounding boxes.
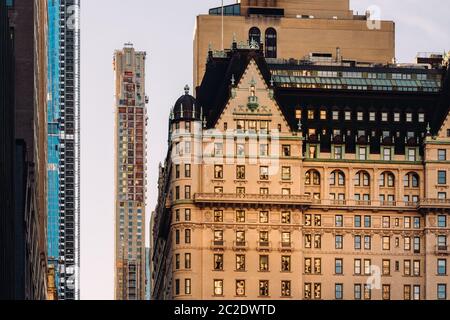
[233,241,248,251]
[194,193,312,207]
[311,199,418,211]
[419,199,450,209]
[211,240,225,250]
[257,241,272,251]
[435,245,450,255]
[279,241,293,251]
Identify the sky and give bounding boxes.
[80,0,450,300]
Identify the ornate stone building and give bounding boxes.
[152,44,450,300]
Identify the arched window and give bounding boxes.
[379,172,395,187]
[330,170,345,186]
[305,170,321,186]
[249,27,261,45]
[354,171,370,187]
[404,172,420,188]
[265,28,277,58]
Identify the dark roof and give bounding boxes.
[196,47,450,136]
[172,86,201,121]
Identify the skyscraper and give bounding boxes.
[194,0,395,86]
[114,44,148,300]
[46,0,81,300]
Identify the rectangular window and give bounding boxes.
[406,113,413,122]
[358,147,367,160]
[335,215,343,227]
[282,166,291,180]
[185,164,191,178]
[354,284,362,300]
[281,256,291,272]
[383,236,391,250]
[404,285,411,300]
[354,216,361,228]
[364,284,371,300]
[394,113,400,122]
[175,165,180,179]
[214,165,223,179]
[335,284,343,300]
[335,235,343,249]
[259,281,269,297]
[281,211,291,224]
[214,254,223,271]
[405,260,411,276]
[354,259,361,275]
[185,229,191,244]
[175,279,180,295]
[334,146,343,160]
[438,171,447,185]
[260,144,269,156]
[185,279,191,295]
[185,209,191,221]
[418,113,425,123]
[364,236,371,250]
[364,216,371,228]
[438,284,447,300]
[354,235,362,250]
[236,210,245,223]
[236,280,245,297]
[260,166,269,180]
[332,111,339,120]
[345,111,351,121]
[382,285,391,300]
[408,149,416,162]
[259,255,269,272]
[214,210,223,222]
[308,110,315,120]
[369,112,376,121]
[320,110,327,120]
[214,280,223,296]
[236,165,246,180]
[175,254,180,270]
[383,148,392,161]
[236,254,245,271]
[438,259,447,275]
[438,215,447,228]
[414,237,421,253]
[438,149,447,161]
[282,145,291,157]
[281,281,291,297]
[236,143,245,156]
[214,143,223,156]
[185,186,191,199]
[357,112,364,121]
[413,286,420,300]
[335,259,343,274]
[382,260,391,275]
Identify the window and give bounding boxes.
[369,112,376,121]
[382,216,390,228]
[438,259,447,275]
[381,112,388,122]
[364,216,372,228]
[265,28,277,58]
[214,165,223,179]
[233,210,245,223]
[214,280,224,296]
[383,237,391,250]
[404,285,411,300]
[364,236,371,250]
[413,286,420,300]
[413,217,420,229]
[281,281,291,297]
[175,279,180,295]
[364,284,371,300]
[438,149,447,161]
[185,209,191,221]
[335,215,343,227]
[438,284,447,300]
[214,254,223,270]
[414,237,421,253]
[438,192,447,200]
[249,27,261,44]
[404,217,411,229]
[235,165,246,180]
[260,144,269,156]
[382,260,391,275]
[438,171,447,185]
[364,260,372,275]
[282,167,291,180]
[185,229,191,244]
[175,186,180,200]
[185,186,191,199]
[282,145,291,157]
[260,166,269,180]
[304,258,312,274]
[382,285,391,300]
[408,148,416,161]
[175,209,180,222]
[418,113,425,123]
[354,259,361,275]
[185,279,192,295]
[214,143,223,156]
[236,254,245,271]
[259,281,269,297]
[281,256,291,272]
[236,187,245,194]
[260,188,269,195]
[406,113,413,122]
[335,235,343,249]
[260,255,269,271]
[214,186,223,194]
[214,230,224,245]
[236,143,245,156]
[335,259,343,274]
[236,280,245,297]
[335,284,343,300]
[404,237,411,251]
[185,164,191,178]
[305,170,321,185]
[394,112,400,122]
[354,284,362,300]
[314,283,322,300]
[175,254,180,270]
[308,110,315,120]
[175,229,180,244]
[358,147,367,160]
[354,235,361,250]
[354,216,361,228]
[314,258,322,274]
[345,111,351,121]
[438,215,447,228]
[281,211,291,224]
[334,146,343,160]
[214,210,223,222]
[332,111,339,120]
[175,165,180,179]
[357,112,364,121]
[330,171,345,186]
[383,148,392,161]
[438,235,447,249]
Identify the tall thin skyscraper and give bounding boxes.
[114,44,148,300]
[46,0,81,300]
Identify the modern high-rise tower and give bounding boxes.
[114,44,148,300]
[46,0,81,300]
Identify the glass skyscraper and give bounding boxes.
[46,0,81,300]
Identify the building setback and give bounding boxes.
[114,44,148,300]
[46,0,81,300]
[194,0,395,86]
[152,44,450,300]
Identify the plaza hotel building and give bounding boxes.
[151,0,450,300]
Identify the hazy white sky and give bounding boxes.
[80,0,450,300]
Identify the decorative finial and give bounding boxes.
[297,118,302,132]
[231,74,236,86]
[426,122,431,136]
[250,77,256,87]
[184,84,190,95]
[270,75,274,87]
[203,116,207,129]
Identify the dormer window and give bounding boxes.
[418,113,425,123]
[332,111,339,120]
[394,113,400,122]
[406,113,413,122]
[382,112,388,122]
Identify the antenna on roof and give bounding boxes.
[221,0,224,50]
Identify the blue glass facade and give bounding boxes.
[47,0,61,296]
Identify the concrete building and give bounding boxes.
[46,0,81,300]
[0,0,49,300]
[152,44,450,300]
[114,44,149,300]
[194,0,395,86]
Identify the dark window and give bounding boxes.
[249,27,261,45]
[265,28,277,58]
